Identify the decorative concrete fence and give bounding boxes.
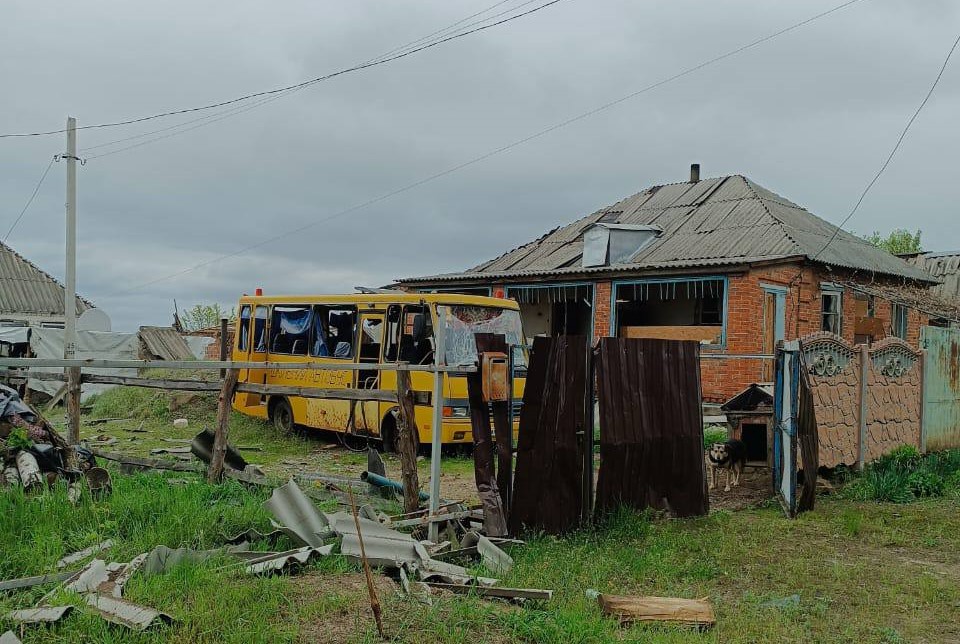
[800,333,922,469]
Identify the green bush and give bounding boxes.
[844,446,960,503]
[703,426,727,450]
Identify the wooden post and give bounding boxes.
[66,366,81,445]
[581,341,595,524]
[467,363,508,537]
[208,368,239,483]
[219,317,229,379]
[395,368,421,514]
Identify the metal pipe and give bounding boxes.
[360,471,430,502]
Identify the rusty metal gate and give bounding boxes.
[921,326,960,451]
[594,337,708,518]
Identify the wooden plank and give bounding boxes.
[0,358,473,373]
[596,594,715,628]
[621,325,722,344]
[208,368,240,483]
[236,383,397,403]
[91,450,203,473]
[83,375,221,391]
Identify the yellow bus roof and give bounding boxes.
[236,292,520,310]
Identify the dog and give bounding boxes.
[707,439,747,492]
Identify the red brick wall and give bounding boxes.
[593,281,612,343]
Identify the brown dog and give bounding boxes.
[708,439,747,492]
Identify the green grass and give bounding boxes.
[703,426,727,449]
[843,445,960,503]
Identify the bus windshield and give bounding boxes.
[441,305,527,369]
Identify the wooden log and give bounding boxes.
[596,594,715,629]
[219,317,229,379]
[395,368,421,514]
[208,368,240,484]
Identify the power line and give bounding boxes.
[3,156,56,242]
[813,30,960,261]
[106,0,867,298]
[79,0,535,155]
[0,0,568,140]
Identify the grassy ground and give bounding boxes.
[3,386,959,642]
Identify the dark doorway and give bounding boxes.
[741,422,768,463]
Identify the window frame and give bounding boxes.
[237,305,251,352]
[820,284,844,335]
[892,303,909,340]
[309,304,358,360]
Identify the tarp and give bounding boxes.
[28,328,138,401]
[0,327,31,345]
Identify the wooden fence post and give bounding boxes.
[208,368,240,483]
[219,317,229,379]
[66,366,82,445]
[395,368,421,514]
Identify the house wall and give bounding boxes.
[434,261,930,403]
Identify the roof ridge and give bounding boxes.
[0,239,95,310]
[740,177,806,257]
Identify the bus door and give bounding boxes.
[381,303,435,431]
[354,312,385,433]
[241,305,269,408]
[306,305,357,432]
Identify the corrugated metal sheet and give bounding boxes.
[0,241,92,315]
[138,326,194,361]
[510,335,587,534]
[906,252,960,302]
[400,175,934,285]
[921,326,960,451]
[594,338,708,518]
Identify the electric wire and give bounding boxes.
[812,31,960,260]
[3,156,56,242]
[105,0,867,298]
[0,0,568,140]
[79,0,538,155]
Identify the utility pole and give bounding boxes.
[64,117,81,446]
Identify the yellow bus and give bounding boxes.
[231,292,526,449]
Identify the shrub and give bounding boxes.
[703,426,727,450]
[844,446,960,503]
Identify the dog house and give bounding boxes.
[721,383,774,468]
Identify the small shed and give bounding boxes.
[721,383,774,467]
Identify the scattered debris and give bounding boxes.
[473,534,514,575]
[361,470,430,502]
[84,594,174,631]
[243,546,334,575]
[424,582,552,602]
[589,591,715,629]
[57,540,114,569]
[0,630,22,644]
[263,480,331,548]
[150,446,192,455]
[0,571,75,593]
[4,606,74,625]
[172,418,189,429]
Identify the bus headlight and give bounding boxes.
[442,406,469,418]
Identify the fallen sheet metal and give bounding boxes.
[243,545,334,575]
[84,594,173,631]
[423,582,552,601]
[0,571,75,593]
[110,553,148,598]
[57,540,114,569]
[65,559,112,593]
[4,605,74,624]
[190,428,248,471]
[0,630,22,644]
[224,527,287,546]
[476,535,514,575]
[264,480,330,547]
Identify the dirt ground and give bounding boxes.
[707,461,773,511]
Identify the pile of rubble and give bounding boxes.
[0,384,107,501]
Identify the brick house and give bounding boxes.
[399,167,942,402]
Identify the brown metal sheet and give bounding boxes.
[594,338,708,518]
[510,336,587,534]
[796,353,819,513]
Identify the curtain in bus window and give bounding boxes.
[254,307,268,352]
[238,306,251,351]
[273,307,312,355]
[312,324,329,357]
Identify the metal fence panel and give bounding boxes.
[510,336,587,534]
[594,338,708,518]
[921,326,960,451]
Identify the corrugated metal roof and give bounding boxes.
[0,241,92,315]
[905,251,960,302]
[138,326,194,361]
[400,175,935,284]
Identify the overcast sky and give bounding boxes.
[2,0,958,331]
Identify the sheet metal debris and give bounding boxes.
[423,582,552,602]
[263,480,330,547]
[64,559,113,593]
[84,593,174,631]
[3,606,74,624]
[0,631,22,644]
[243,545,334,575]
[475,535,514,575]
[56,540,114,569]
[0,571,74,593]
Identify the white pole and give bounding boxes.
[64,117,78,359]
[64,117,80,444]
[428,305,447,542]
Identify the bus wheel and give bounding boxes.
[270,398,295,435]
[380,412,398,454]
